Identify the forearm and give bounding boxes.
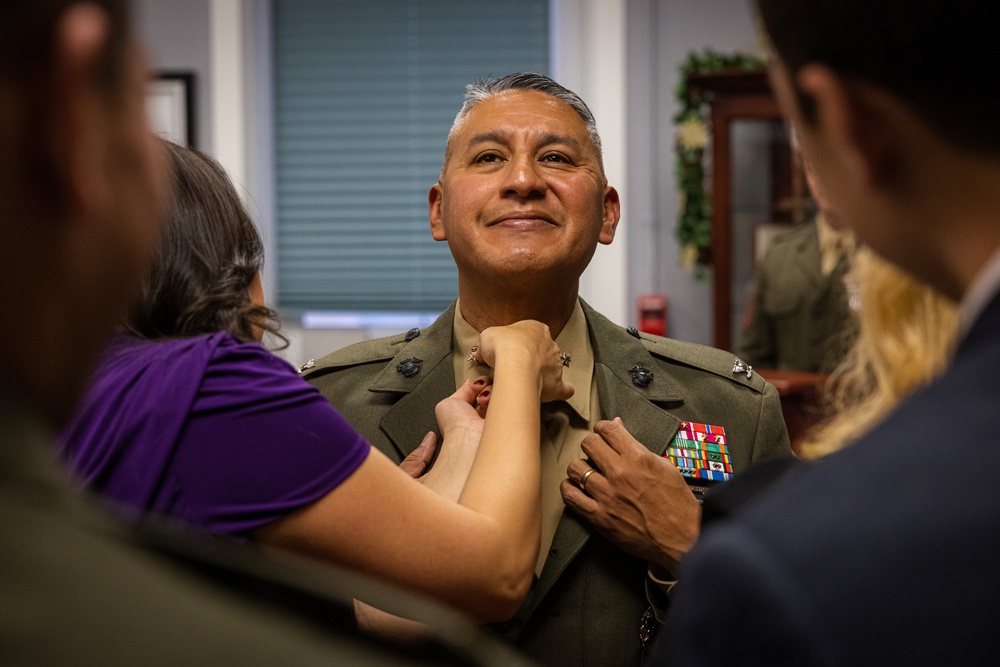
[457,353,543,591]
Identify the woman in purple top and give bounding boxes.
[59,141,573,624]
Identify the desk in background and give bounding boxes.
[756,369,827,455]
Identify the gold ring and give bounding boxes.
[580,468,595,492]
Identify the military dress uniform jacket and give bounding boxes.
[303,300,791,667]
[738,219,856,373]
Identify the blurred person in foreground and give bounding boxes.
[655,0,1000,664]
[303,72,791,666]
[0,1,536,664]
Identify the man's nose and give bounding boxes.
[502,156,547,198]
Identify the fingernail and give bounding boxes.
[473,378,486,387]
[470,345,478,353]
[478,389,491,400]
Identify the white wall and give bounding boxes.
[134,0,213,153]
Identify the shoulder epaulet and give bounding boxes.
[635,331,767,393]
[298,331,410,379]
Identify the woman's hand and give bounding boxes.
[472,320,574,403]
[418,377,492,501]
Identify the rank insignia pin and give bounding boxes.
[732,357,753,379]
[628,365,653,388]
[298,359,316,374]
[396,357,423,378]
[560,352,572,367]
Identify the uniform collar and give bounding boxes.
[452,299,595,422]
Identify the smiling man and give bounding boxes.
[305,73,789,666]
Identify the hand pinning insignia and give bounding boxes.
[298,359,316,374]
[628,365,653,388]
[560,352,572,367]
[396,357,423,378]
[732,357,753,379]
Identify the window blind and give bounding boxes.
[272,0,549,312]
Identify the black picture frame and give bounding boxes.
[146,72,196,147]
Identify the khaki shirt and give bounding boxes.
[451,301,599,574]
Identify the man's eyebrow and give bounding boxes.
[537,133,583,151]
[466,130,512,148]
[464,130,583,151]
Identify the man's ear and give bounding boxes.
[428,182,447,241]
[598,185,620,245]
[46,4,114,219]
[796,64,897,191]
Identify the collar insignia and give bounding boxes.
[396,357,423,378]
[732,357,753,379]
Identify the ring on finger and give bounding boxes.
[580,468,595,492]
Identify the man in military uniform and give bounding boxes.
[738,161,858,373]
[304,73,790,666]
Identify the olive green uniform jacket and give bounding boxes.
[304,300,791,667]
[738,219,857,373]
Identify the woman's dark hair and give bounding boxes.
[126,140,283,344]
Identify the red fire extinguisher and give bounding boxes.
[637,294,669,338]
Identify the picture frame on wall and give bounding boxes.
[146,72,196,147]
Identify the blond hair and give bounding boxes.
[799,248,958,459]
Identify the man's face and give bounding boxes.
[768,60,909,268]
[429,90,619,287]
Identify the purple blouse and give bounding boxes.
[58,332,370,536]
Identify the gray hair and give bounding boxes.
[443,72,604,176]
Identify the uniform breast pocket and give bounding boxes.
[761,283,806,321]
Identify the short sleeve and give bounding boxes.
[167,337,370,536]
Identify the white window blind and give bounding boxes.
[273,0,549,312]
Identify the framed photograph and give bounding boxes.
[146,72,195,147]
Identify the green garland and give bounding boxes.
[674,50,763,273]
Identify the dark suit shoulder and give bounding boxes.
[637,332,769,394]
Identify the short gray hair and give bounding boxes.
[443,72,604,176]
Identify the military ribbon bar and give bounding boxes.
[664,421,733,481]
